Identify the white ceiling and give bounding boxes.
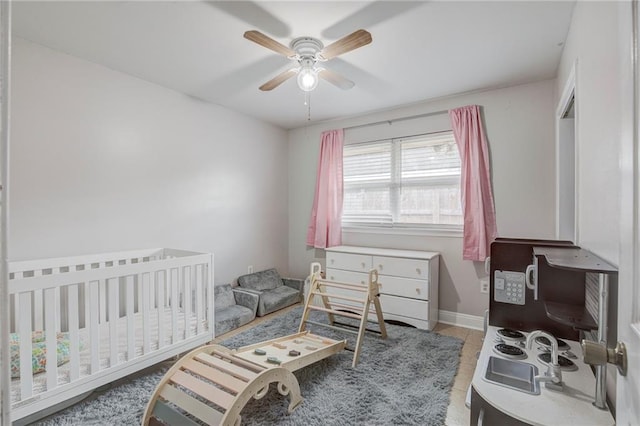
[11,1,575,129]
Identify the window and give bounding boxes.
[342,131,462,229]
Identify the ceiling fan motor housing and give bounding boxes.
[290,37,324,61]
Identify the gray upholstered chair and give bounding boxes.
[214,283,259,336]
[236,268,303,317]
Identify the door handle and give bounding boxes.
[525,264,535,289]
[525,264,538,300]
[581,340,627,376]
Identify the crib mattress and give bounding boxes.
[11,307,205,404]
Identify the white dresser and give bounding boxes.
[325,246,440,330]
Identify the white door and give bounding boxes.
[617,1,640,424]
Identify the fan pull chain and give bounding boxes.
[304,91,312,121]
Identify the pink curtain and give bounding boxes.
[306,129,344,248]
[449,105,498,261]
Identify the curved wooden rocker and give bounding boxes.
[143,331,345,425]
[142,344,302,426]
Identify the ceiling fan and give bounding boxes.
[243,29,372,92]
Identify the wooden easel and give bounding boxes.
[298,262,387,367]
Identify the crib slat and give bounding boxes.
[137,273,143,315]
[207,259,215,337]
[99,278,107,324]
[89,280,100,373]
[44,287,58,389]
[184,266,191,339]
[54,286,62,332]
[157,271,166,349]
[33,280,44,331]
[68,284,80,380]
[19,292,33,398]
[11,293,17,335]
[108,278,119,367]
[126,275,135,360]
[143,272,151,354]
[195,264,203,335]
[171,268,179,344]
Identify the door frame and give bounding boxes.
[555,60,579,243]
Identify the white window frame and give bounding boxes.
[342,130,463,236]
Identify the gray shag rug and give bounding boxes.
[34,306,463,425]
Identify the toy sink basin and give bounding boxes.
[483,356,541,395]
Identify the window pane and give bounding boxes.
[344,142,391,183]
[343,187,391,217]
[400,136,460,181]
[399,184,462,225]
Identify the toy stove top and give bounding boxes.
[493,328,527,360]
[491,328,579,370]
[537,352,578,371]
[534,335,571,352]
[496,328,526,343]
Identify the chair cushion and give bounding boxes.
[214,284,236,311]
[238,268,282,291]
[215,305,255,336]
[256,285,300,316]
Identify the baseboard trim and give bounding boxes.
[438,310,484,331]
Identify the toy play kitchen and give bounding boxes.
[469,238,626,425]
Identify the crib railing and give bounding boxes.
[8,248,214,422]
[9,248,167,332]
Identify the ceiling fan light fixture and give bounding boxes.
[297,67,319,92]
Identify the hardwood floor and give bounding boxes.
[213,304,480,426]
[433,322,483,426]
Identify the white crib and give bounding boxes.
[6,248,214,423]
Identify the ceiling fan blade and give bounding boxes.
[259,68,298,91]
[319,29,372,60]
[322,2,423,39]
[244,30,295,57]
[209,2,290,37]
[318,68,355,90]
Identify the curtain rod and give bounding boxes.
[343,109,449,131]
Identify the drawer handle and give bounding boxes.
[361,262,366,268]
[378,264,383,270]
[360,280,365,285]
[415,288,421,294]
[330,276,334,280]
[416,268,421,275]
[331,259,334,264]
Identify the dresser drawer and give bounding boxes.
[378,275,429,301]
[379,294,429,321]
[373,256,429,280]
[325,268,370,286]
[327,251,372,272]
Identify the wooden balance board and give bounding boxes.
[142,331,346,426]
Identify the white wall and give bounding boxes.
[556,2,621,265]
[555,0,624,412]
[289,79,557,317]
[10,38,290,285]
